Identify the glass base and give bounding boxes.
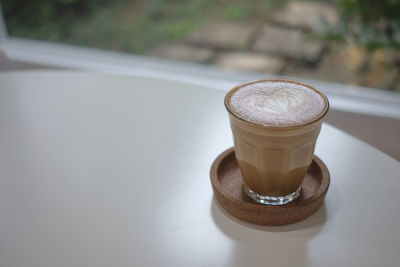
[243,184,301,206]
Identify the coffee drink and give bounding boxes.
[228,80,326,126]
[225,79,329,205]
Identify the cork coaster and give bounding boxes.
[210,148,330,226]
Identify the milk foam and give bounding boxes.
[228,81,326,126]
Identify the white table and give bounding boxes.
[0,71,399,267]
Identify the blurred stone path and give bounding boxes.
[151,1,400,91]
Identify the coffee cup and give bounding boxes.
[225,79,329,205]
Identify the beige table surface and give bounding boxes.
[0,71,399,267]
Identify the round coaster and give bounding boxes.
[210,148,330,226]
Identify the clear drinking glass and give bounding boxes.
[225,79,329,205]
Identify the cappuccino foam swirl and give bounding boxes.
[227,80,327,126]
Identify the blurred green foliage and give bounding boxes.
[2,0,109,40]
[321,0,400,50]
[1,0,284,54]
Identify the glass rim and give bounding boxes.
[224,78,330,129]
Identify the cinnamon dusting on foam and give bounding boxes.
[228,81,326,126]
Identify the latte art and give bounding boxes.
[227,80,327,126]
[244,90,304,114]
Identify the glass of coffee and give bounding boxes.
[225,79,329,205]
